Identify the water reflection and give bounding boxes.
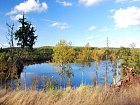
[19,61,119,88]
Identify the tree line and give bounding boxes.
[0,14,140,89]
[52,40,140,88]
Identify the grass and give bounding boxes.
[0,85,140,105]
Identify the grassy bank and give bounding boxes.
[0,85,140,105]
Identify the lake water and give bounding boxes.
[19,61,120,89]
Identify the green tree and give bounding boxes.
[128,43,140,73]
[119,47,131,66]
[117,46,140,75]
[15,14,37,50]
[52,40,75,87]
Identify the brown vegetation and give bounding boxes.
[1,66,140,105]
[111,66,140,90]
[1,84,140,105]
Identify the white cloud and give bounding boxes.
[79,0,102,6]
[56,0,72,6]
[3,43,10,47]
[89,25,96,31]
[7,0,48,15]
[110,9,116,13]
[112,6,140,28]
[0,42,9,48]
[85,35,140,48]
[110,36,140,48]
[99,27,110,32]
[40,19,55,23]
[7,0,48,20]
[86,36,94,40]
[41,19,70,29]
[116,0,140,3]
[51,22,70,29]
[132,27,140,30]
[10,14,23,21]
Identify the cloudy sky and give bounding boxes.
[0,0,140,48]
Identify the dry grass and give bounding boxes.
[0,85,140,105]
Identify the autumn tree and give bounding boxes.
[91,48,105,85]
[104,37,109,89]
[52,40,75,87]
[128,43,140,73]
[15,14,37,50]
[75,43,92,85]
[109,49,120,84]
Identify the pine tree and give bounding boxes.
[15,14,37,50]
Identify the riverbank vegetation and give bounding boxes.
[0,40,140,89]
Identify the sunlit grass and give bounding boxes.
[0,84,140,105]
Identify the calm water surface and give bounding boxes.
[19,61,120,88]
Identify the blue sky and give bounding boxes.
[0,0,140,48]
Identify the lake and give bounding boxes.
[19,61,121,89]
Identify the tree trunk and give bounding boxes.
[81,70,84,85]
[96,69,98,85]
[24,72,27,91]
[105,61,108,89]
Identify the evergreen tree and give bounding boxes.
[15,14,37,50]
